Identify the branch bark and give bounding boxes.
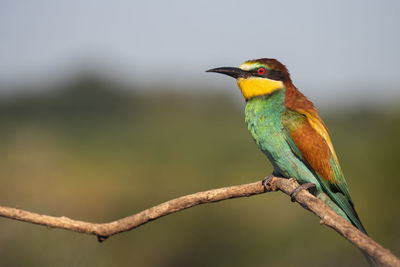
[0,177,398,266]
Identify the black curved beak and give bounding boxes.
[206,67,247,79]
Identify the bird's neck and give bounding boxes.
[283,82,318,117]
[245,89,286,122]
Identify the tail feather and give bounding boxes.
[316,190,378,266]
[362,251,379,267]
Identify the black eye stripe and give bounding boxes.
[267,69,285,80]
[250,68,284,80]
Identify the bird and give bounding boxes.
[207,58,375,266]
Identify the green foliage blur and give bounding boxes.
[0,75,399,267]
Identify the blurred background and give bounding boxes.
[0,1,399,266]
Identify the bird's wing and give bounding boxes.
[282,109,367,233]
[282,108,351,199]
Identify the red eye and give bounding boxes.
[257,68,265,75]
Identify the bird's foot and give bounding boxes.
[97,235,109,243]
[262,175,274,188]
[290,182,316,202]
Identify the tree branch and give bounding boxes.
[0,177,398,266]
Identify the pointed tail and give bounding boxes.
[316,192,378,266]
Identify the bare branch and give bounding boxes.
[0,177,398,266]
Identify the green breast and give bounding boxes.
[245,90,287,172]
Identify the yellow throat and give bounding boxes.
[236,77,284,100]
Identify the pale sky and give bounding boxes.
[0,0,399,106]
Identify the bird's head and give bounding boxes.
[207,58,291,100]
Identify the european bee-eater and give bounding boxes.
[207,58,375,266]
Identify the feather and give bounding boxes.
[282,105,367,234]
